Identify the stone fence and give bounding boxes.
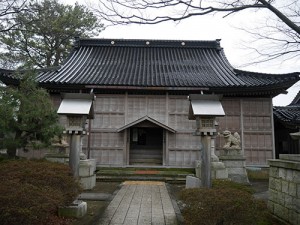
[268,154,300,225]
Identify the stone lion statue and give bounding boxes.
[222,130,241,150]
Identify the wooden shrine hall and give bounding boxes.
[1,38,299,167]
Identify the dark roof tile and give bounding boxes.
[274,105,300,127]
[1,39,300,93]
[274,91,300,127]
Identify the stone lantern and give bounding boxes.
[57,93,95,178]
[188,94,225,188]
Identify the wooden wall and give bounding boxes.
[53,93,274,167]
[216,98,274,166]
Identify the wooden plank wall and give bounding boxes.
[87,95,125,165]
[168,96,201,167]
[216,98,241,155]
[53,94,274,167]
[241,98,273,165]
[84,94,202,166]
[216,98,274,165]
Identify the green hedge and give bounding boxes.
[0,159,82,225]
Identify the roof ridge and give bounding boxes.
[74,38,222,49]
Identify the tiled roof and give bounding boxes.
[1,38,299,93]
[274,91,300,127]
[35,39,300,90]
[289,91,300,106]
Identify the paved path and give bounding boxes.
[97,181,178,225]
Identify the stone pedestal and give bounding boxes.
[186,175,201,188]
[195,159,228,181]
[45,153,69,164]
[79,159,96,190]
[219,154,249,184]
[196,160,228,180]
[210,137,229,180]
[58,200,87,218]
[211,162,229,179]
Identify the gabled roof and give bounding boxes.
[188,94,225,120]
[57,93,95,119]
[273,91,300,128]
[117,116,176,133]
[1,38,299,95]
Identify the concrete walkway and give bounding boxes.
[97,181,178,225]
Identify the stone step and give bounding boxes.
[129,159,162,164]
[96,167,195,184]
[131,145,162,150]
[129,149,162,155]
[130,154,162,159]
[96,175,187,183]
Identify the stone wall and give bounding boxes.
[268,154,300,225]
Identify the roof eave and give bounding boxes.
[85,85,209,91]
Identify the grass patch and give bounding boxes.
[247,168,269,181]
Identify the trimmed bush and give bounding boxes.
[0,159,82,225]
[180,180,274,225]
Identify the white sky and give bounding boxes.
[66,0,300,106]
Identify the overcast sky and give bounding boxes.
[66,0,300,106]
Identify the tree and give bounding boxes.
[0,0,103,69]
[93,0,300,64]
[0,0,28,33]
[0,71,62,157]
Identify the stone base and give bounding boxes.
[195,160,229,180]
[219,155,249,184]
[186,175,201,188]
[79,159,96,177]
[58,200,87,218]
[219,149,242,156]
[45,153,69,164]
[79,159,96,190]
[211,162,229,179]
[80,174,96,190]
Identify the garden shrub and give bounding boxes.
[0,159,82,225]
[180,180,271,225]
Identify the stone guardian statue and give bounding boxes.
[222,130,241,150]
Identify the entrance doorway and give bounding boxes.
[129,127,163,165]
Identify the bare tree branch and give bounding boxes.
[0,0,29,33]
[92,0,267,25]
[91,0,300,65]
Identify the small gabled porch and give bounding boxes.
[117,116,176,166]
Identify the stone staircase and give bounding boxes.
[96,167,195,184]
